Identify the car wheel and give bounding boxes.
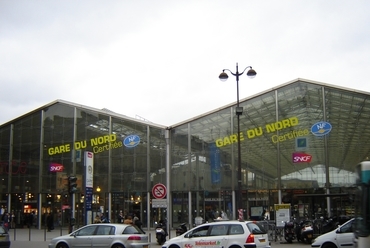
[306,238,312,244]
[169,245,181,248]
[56,243,69,248]
[322,243,337,248]
[229,245,242,248]
[111,244,124,248]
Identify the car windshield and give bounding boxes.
[123,225,143,234]
[246,222,267,234]
[339,219,354,233]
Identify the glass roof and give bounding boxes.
[175,79,370,181]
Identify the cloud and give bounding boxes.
[1,0,370,126]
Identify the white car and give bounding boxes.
[162,220,271,248]
[48,223,150,248]
[311,218,354,248]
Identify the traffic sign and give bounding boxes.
[152,183,167,199]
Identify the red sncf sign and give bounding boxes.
[292,152,312,163]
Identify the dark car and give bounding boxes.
[0,224,11,248]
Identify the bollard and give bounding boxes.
[13,227,16,241]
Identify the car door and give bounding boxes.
[71,225,97,248]
[92,225,115,248]
[206,223,229,248]
[335,219,354,248]
[182,225,211,248]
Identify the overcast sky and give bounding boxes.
[1,1,370,126]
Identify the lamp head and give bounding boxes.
[246,68,257,79]
[219,71,228,82]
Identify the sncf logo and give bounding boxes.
[49,163,64,172]
[292,152,312,163]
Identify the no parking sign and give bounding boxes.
[152,183,167,199]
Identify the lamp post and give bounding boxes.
[219,63,256,220]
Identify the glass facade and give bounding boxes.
[1,79,369,229]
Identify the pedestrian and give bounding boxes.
[124,215,133,225]
[94,214,102,223]
[133,214,145,233]
[101,213,109,223]
[3,212,9,230]
[117,210,124,223]
[46,212,54,231]
[28,211,35,228]
[11,211,15,229]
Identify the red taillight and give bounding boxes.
[127,236,142,240]
[246,234,254,243]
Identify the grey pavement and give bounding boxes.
[7,227,311,248]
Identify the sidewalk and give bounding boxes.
[8,226,177,242]
[8,226,309,248]
[8,227,176,248]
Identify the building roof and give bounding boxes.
[0,99,167,129]
[2,78,370,180]
[171,78,370,181]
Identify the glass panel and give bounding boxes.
[0,125,10,196]
[43,103,74,194]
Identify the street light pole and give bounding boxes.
[219,63,256,220]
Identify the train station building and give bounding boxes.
[0,78,368,228]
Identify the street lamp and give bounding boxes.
[219,63,256,220]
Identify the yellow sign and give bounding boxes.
[48,134,123,156]
[215,116,309,147]
[274,204,291,211]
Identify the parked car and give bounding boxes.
[162,220,271,248]
[0,224,10,248]
[48,223,149,248]
[311,218,354,248]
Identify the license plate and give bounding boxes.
[259,238,265,243]
[143,245,148,248]
[307,234,312,238]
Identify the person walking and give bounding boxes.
[3,212,10,230]
[94,214,102,223]
[10,211,15,229]
[133,214,145,233]
[46,212,54,231]
[124,215,133,225]
[117,211,124,223]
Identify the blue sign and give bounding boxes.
[295,137,308,151]
[123,135,140,148]
[85,187,93,210]
[311,121,332,136]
